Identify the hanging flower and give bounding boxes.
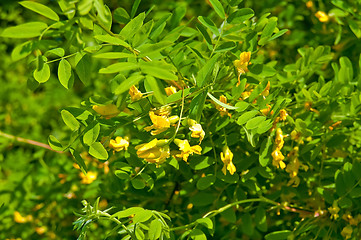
[234,51,251,86]
[109,136,129,151]
[261,81,270,97]
[216,95,232,117]
[92,104,120,118]
[188,119,205,143]
[144,111,171,135]
[328,200,340,220]
[129,85,143,101]
[14,211,32,223]
[272,149,286,169]
[341,225,353,240]
[79,171,97,184]
[165,86,177,96]
[279,109,288,121]
[315,11,329,22]
[135,138,170,164]
[221,146,236,175]
[174,139,202,162]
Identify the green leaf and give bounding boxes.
[99,62,139,74]
[46,48,65,57]
[235,101,249,112]
[189,91,207,122]
[33,58,50,83]
[137,41,174,58]
[196,23,213,48]
[196,218,213,230]
[198,16,219,36]
[19,1,59,21]
[133,209,153,223]
[150,13,172,39]
[246,116,266,130]
[58,59,73,89]
[237,110,258,125]
[189,156,215,170]
[83,123,100,146]
[241,213,254,236]
[196,53,220,87]
[207,92,238,110]
[48,135,64,152]
[227,8,254,23]
[255,207,267,232]
[131,0,141,18]
[94,35,131,48]
[88,142,108,160]
[259,19,278,45]
[190,192,214,207]
[197,175,216,190]
[214,42,236,53]
[120,12,145,40]
[61,110,80,131]
[166,88,191,104]
[70,149,88,173]
[114,74,144,95]
[93,52,133,59]
[75,52,91,85]
[257,119,273,134]
[11,41,35,61]
[269,29,288,41]
[112,207,144,218]
[139,61,177,80]
[209,0,225,19]
[145,75,167,105]
[114,7,130,24]
[149,219,162,240]
[1,22,48,38]
[265,230,292,240]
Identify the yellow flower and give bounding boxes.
[216,95,232,117]
[221,146,236,175]
[109,136,129,151]
[234,51,251,86]
[135,138,170,164]
[79,171,97,184]
[14,211,29,223]
[275,128,284,149]
[341,225,353,240]
[279,109,288,121]
[165,86,177,96]
[260,104,273,116]
[35,226,47,235]
[306,1,313,8]
[129,85,143,101]
[144,111,171,135]
[271,148,286,169]
[92,104,120,118]
[188,119,205,143]
[315,11,329,22]
[328,201,340,220]
[174,139,202,162]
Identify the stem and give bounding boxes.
[0,131,64,154]
[46,52,78,64]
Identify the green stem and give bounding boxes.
[0,131,64,154]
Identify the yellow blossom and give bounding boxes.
[14,211,32,223]
[221,146,236,175]
[234,52,251,86]
[306,1,313,8]
[165,86,177,96]
[79,171,97,184]
[109,136,129,151]
[174,139,202,162]
[129,85,143,101]
[135,138,170,164]
[279,109,288,121]
[275,128,284,149]
[188,119,205,143]
[341,225,353,240]
[92,104,120,118]
[144,111,171,135]
[271,149,286,169]
[260,104,273,116]
[315,11,329,22]
[216,95,232,117]
[328,201,340,220]
[35,226,47,235]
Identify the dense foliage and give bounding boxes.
[1,0,361,239]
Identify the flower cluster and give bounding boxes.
[109,136,129,151]
[220,146,236,175]
[271,128,286,169]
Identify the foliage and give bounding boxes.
[1,0,361,239]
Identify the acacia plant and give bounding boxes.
[2,0,361,239]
